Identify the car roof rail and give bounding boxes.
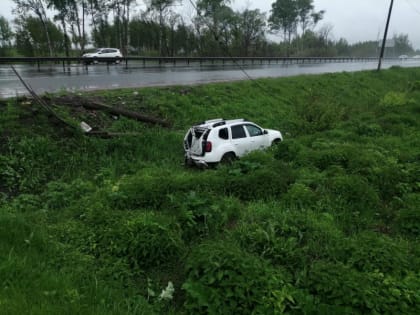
[204,118,224,124]
[212,121,226,128]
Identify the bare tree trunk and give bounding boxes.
[39,16,53,56]
[36,1,53,56]
[82,0,85,53]
[61,18,70,57]
[125,0,130,55]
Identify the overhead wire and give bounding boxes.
[404,0,420,16]
[11,66,77,130]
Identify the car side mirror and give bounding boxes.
[263,130,268,135]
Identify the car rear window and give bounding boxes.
[231,125,246,139]
[219,128,228,140]
[193,127,207,138]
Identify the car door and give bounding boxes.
[102,49,112,58]
[230,124,250,157]
[244,124,270,151]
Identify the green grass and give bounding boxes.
[1,67,420,314]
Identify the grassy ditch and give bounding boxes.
[0,67,419,314]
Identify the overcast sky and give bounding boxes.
[1,0,420,49]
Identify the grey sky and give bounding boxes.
[1,0,420,49]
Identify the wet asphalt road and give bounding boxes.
[1,59,419,98]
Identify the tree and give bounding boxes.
[88,0,112,48]
[0,16,13,56]
[269,0,298,56]
[194,0,235,55]
[47,0,72,57]
[296,0,324,35]
[147,0,179,56]
[14,15,64,56]
[393,33,413,56]
[12,0,54,56]
[237,9,266,56]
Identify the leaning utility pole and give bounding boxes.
[378,0,394,71]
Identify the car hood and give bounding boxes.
[266,128,283,141]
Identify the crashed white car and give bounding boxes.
[184,118,283,167]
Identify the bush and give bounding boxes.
[105,212,184,269]
[280,183,318,209]
[235,205,344,271]
[221,160,295,201]
[343,232,411,275]
[396,194,420,237]
[323,174,380,214]
[170,191,240,241]
[299,261,420,314]
[380,92,412,107]
[183,241,296,314]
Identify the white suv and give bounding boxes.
[184,118,283,167]
[82,48,123,63]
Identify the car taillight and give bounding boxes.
[204,141,212,152]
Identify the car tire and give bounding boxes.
[271,139,281,146]
[220,152,236,165]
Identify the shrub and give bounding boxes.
[235,205,344,271]
[396,194,420,237]
[42,179,95,210]
[323,174,380,213]
[273,140,302,163]
[343,232,411,275]
[106,212,184,269]
[380,91,412,107]
[299,261,420,314]
[280,183,318,209]
[170,191,240,241]
[222,160,295,201]
[295,98,345,133]
[183,241,296,314]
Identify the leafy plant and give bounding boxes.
[183,241,295,314]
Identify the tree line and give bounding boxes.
[0,0,416,58]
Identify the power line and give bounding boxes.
[404,0,420,16]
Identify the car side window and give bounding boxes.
[219,128,229,140]
[231,125,247,139]
[245,124,263,137]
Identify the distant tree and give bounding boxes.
[12,0,54,56]
[393,33,414,56]
[269,0,298,56]
[0,16,13,56]
[14,16,64,56]
[196,0,233,54]
[335,38,350,56]
[346,41,378,58]
[147,0,179,56]
[88,0,113,48]
[296,0,324,35]
[47,0,72,57]
[237,9,266,57]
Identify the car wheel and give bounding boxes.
[271,139,281,146]
[220,152,236,165]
